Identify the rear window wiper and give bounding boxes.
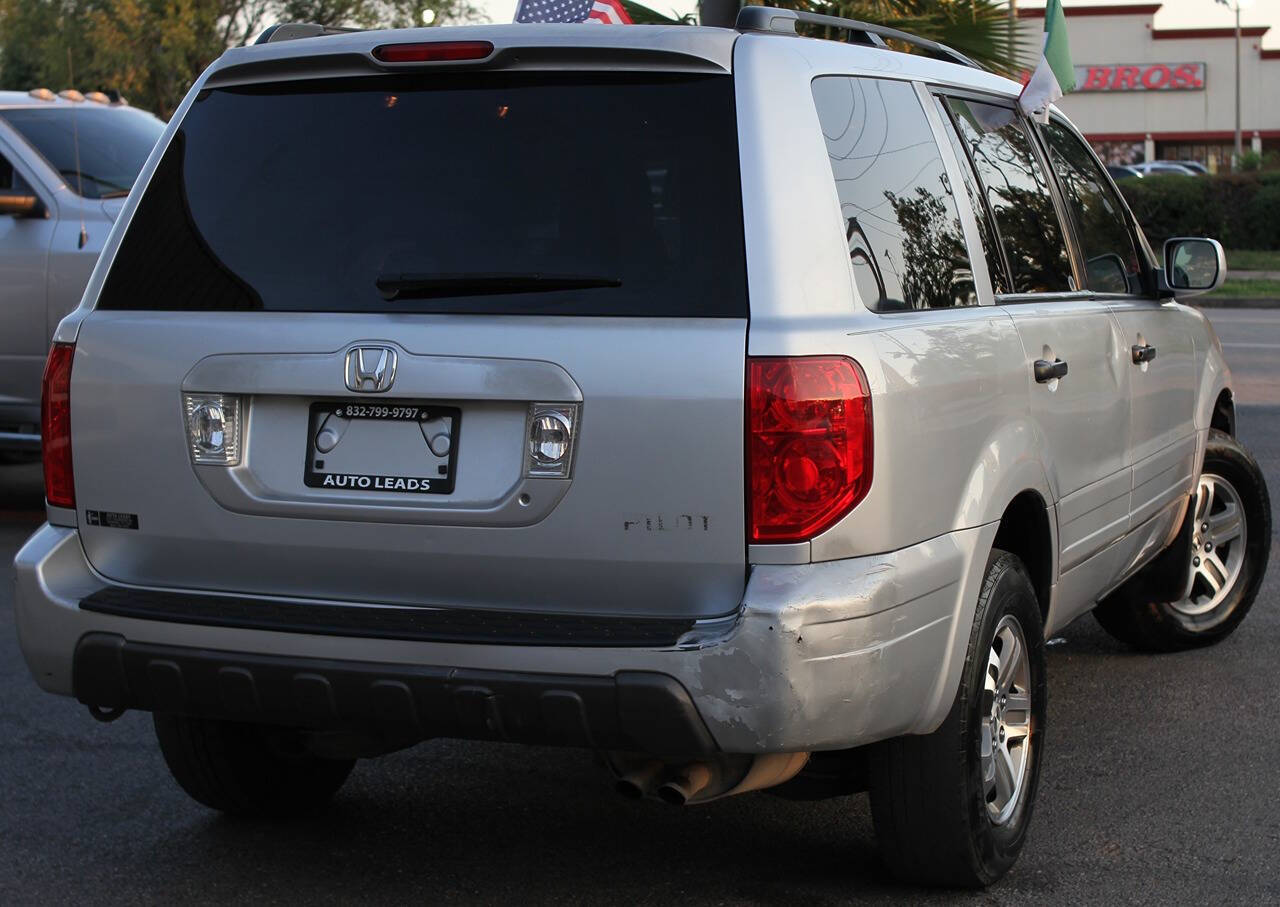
[376,272,622,301]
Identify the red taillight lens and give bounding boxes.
[748,356,872,543]
[372,41,494,63]
[41,342,76,509]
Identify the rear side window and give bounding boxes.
[97,72,747,317]
[943,98,1074,295]
[1042,120,1145,295]
[931,98,1008,295]
[812,77,975,312]
[0,107,164,199]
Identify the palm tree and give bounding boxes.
[676,0,1027,78]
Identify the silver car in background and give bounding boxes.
[0,89,164,455]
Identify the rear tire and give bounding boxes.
[153,714,355,816]
[1094,430,1271,652]
[868,550,1047,888]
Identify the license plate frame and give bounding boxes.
[302,400,461,496]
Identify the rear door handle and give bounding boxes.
[1033,358,1069,383]
[1131,344,1157,364]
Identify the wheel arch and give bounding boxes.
[1211,387,1235,437]
[990,489,1055,623]
[913,486,1056,737]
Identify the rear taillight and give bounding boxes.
[748,357,872,543]
[372,41,494,63]
[41,342,75,509]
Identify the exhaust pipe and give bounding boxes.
[86,704,126,723]
[615,760,664,800]
[611,752,811,806]
[656,763,713,806]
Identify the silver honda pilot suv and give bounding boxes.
[14,9,1272,888]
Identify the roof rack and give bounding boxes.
[255,23,363,45]
[735,6,981,70]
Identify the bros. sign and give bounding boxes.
[1073,63,1206,92]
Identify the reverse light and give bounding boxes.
[41,343,76,509]
[748,357,872,543]
[372,41,494,63]
[183,393,243,465]
[526,403,579,478]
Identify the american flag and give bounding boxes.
[514,0,633,25]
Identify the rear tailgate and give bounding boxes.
[70,63,749,620]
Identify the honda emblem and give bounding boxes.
[345,346,397,393]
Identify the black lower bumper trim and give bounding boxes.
[72,633,718,757]
[80,586,696,648]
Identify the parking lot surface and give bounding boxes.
[2,309,1278,904]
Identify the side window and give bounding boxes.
[944,97,1074,295]
[812,76,976,311]
[0,153,33,195]
[1042,120,1145,295]
[932,98,1009,296]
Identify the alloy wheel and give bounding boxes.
[1171,473,1248,622]
[981,615,1032,826]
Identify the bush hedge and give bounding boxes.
[1117,171,1280,251]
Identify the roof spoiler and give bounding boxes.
[735,5,981,70]
[256,23,363,44]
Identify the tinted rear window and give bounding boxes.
[98,72,747,317]
[0,107,165,199]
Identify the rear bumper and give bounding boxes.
[72,632,719,757]
[16,521,997,753]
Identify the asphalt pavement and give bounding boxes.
[2,309,1279,904]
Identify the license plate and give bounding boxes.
[303,401,460,495]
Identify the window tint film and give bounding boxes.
[812,77,976,311]
[1043,120,1145,294]
[944,98,1074,295]
[933,97,1008,295]
[97,72,747,317]
[0,107,164,199]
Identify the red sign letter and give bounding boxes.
[1172,63,1203,89]
[1082,66,1113,90]
[1142,64,1172,90]
[1112,66,1141,90]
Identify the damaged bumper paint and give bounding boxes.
[15,521,997,753]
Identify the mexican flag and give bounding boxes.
[1019,0,1076,123]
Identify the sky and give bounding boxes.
[470,0,1280,48]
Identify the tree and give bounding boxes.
[0,0,479,119]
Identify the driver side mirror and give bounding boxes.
[0,190,44,218]
[1160,237,1225,297]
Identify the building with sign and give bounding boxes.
[1018,3,1280,170]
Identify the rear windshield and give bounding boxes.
[0,107,165,199]
[97,72,748,317]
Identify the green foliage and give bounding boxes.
[1118,173,1280,252]
[1224,249,1280,271]
[279,0,477,29]
[1205,278,1280,299]
[756,0,1028,77]
[619,0,691,24]
[0,0,479,119]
